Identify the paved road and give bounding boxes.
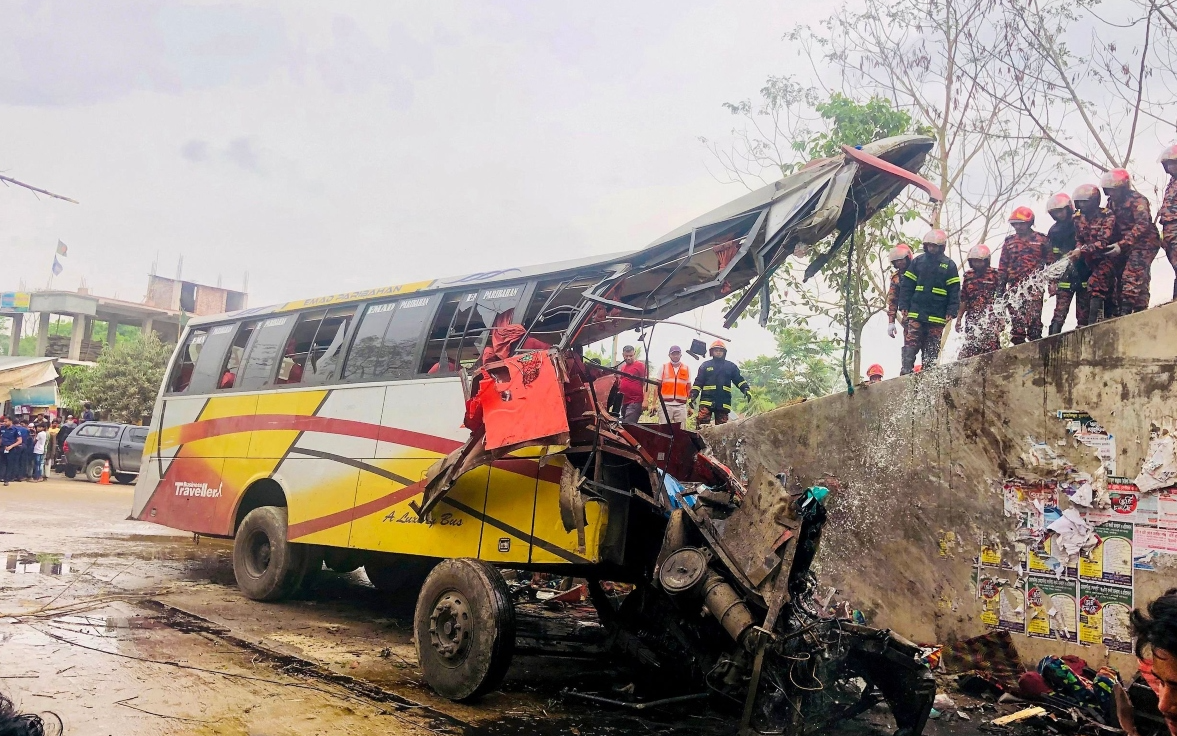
[0,477,991,735]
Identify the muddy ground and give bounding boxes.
[0,478,1003,735]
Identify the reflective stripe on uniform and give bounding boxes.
[907,312,919,319]
[702,385,717,391]
[915,285,925,292]
[927,315,947,324]
[1058,282,1070,289]
[904,271,918,281]
[945,276,961,285]
[699,400,712,407]
[931,287,948,296]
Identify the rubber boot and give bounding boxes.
[1048,320,1064,336]
[900,346,918,376]
[1089,297,1105,323]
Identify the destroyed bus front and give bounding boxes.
[133,135,940,734]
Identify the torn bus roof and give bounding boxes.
[188,135,935,338]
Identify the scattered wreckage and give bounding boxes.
[417,136,943,734]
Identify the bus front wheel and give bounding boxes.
[233,506,308,601]
[414,559,515,701]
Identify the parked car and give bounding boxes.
[61,421,148,483]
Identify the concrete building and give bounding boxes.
[0,278,246,363]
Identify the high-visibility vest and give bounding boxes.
[659,362,690,402]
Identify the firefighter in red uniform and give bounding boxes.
[1044,192,1090,333]
[1159,145,1177,300]
[1103,168,1161,315]
[956,244,1001,358]
[885,243,914,344]
[1072,184,1122,322]
[997,206,1051,344]
[897,229,960,374]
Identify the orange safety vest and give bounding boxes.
[659,362,690,403]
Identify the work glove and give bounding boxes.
[1105,244,1121,258]
[887,322,897,338]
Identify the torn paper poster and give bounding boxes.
[1003,479,1059,528]
[1078,521,1134,587]
[1087,481,1157,525]
[1059,472,1094,507]
[1078,582,1133,652]
[1056,411,1118,475]
[1027,535,1078,579]
[1135,432,1177,493]
[1046,508,1099,558]
[1022,439,1071,473]
[1027,575,1077,642]
[1136,526,1177,557]
[1057,410,1105,435]
[1159,489,1177,529]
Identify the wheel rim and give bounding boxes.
[428,589,472,664]
[245,530,272,578]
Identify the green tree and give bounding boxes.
[60,333,171,424]
[734,321,838,415]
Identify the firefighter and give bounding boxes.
[997,206,1051,344]
[1103,168,1161,315]
[956,244,1001,358]
[1044,192,1091,333]
[885,243,914,342]
[1159,144,1177,300]
[865,363,885,383]
[1073,183,1122,322]
[897,229,960,374]
[688,340,751,426]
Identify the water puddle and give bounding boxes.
[4,551,71,575]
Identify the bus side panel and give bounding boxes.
[349,464,489,557]
[139,456,228,535]
[184,394,259,459]
[529,455,606,565]
[246,390,329,458]
[134,395,205,521]
[478,461,539,564]
[281,385,384,546]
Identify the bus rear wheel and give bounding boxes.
[233,506,307,601]
[414,559,515,701]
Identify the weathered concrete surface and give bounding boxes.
[706,301,1177,673]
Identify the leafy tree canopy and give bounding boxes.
[60,333,171,424]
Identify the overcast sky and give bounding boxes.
[2,2,1173,381]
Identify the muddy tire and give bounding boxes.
[365,554,437,596]
[233,506,307,601]
[414,559,515,701]
[114,473,136,485]
[85,459,107,482]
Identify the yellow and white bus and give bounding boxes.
[133,134,941,707]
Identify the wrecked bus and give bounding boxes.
[133,135,941,734]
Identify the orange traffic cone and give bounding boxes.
[99,459,111,485]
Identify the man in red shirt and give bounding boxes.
[617,345,647,424]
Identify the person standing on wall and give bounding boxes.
[1072,184,1122,323]
[617,345,647,424]
[1158,146,1177,302]
[956,244,1001,358]
[897,229,960,374]
[885,243,914,353]
[1044,192,1091,334]
[651,345,691,426]
[689,340,751,426]
[997,207,1051,344]
[1103,168,1161,316]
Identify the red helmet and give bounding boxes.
[1160,144,1177,163]
[1046,192,1073,213]
[1100,168,1131,189]
[887,243,913,265]
[866,363,884,378]
[1009,206,1035,224]
[1072,184,1101,205]
[967,244,991,261]
[922,229,948,247]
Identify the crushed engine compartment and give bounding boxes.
[423,348,936,735]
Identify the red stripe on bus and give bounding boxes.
[176,414,462,455]
[287,481,424,540]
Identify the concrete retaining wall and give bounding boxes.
[705,301,1177,671]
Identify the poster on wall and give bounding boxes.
[1087,479,1157,526]
[1078,582,1133,652]
[1027,576,1078,642]
[1003,479,1059,529]
[1056,410,1116,475]
[1135,527,1177,570]
[1026,535,1078,579]
[1158,489,1177,529]
[1079,521,1134,586]
[979,570,1027,634]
